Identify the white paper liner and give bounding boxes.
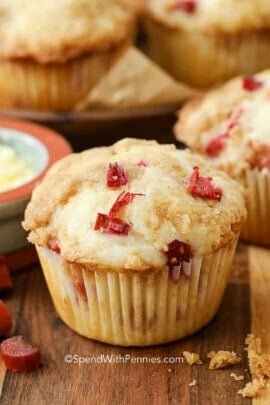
[0,46,123,110]
[241,169,270,246]
[144,18,270,88]
[37,236,239,346]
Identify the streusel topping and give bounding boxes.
[175,71,270,177]
[23,139,246,270]
[0,0,140,63]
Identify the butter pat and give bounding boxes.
[0,144,35,192]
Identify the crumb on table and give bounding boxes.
[238,378,266,398]
[189,380,197,387]
[238,334,270,398]
[230,372,244,381]
[207,351,241,370]
[246,334,270,379]
[183,351,202,365]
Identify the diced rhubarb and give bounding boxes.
[228,107,243,130]
[0,255,13,291]
[242,76,263,92]
[75,281,87,301]
[174,0,197,13]
[206,133,229,157]
[48,239,61,254]
[94,213,131,236]
[137,160,148,167]
[251,146,270,170]
[166,239,193,274]
[109,191,144,217]
[188,167,223,201]
[106,163,128,188]
[0,300,13,336]
[206,108,243,157]
[0,336,41,372]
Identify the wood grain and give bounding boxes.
[249,246,270,404]
[0,245,251,404]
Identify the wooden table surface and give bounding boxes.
[0,243,269,405]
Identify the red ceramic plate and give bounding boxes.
[0,118,72,204]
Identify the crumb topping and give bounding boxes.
[0,0,140,63]
[175,70,270,178]
[23,139,246,271]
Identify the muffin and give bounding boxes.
[144,0,270,88]
[23,139,246,346]
[0,0,140,111]
[175,70,270,245]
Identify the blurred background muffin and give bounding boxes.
[144,0,270,88]
[0,0,140,111]
[175,71,270,245]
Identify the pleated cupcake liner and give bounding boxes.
[37,235,239,347]
[144,18,270,88]
[0,45,124,111]
[241,169,270,246]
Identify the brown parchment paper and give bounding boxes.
[75,47,198,111]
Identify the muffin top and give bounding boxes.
[146,0,270,33]
[175,71,270,178]
[0,0,140,63]
[23,139,246,272]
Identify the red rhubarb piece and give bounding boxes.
[75,281,87,301]
[166,239,193,270]
[206,108,243,157]
[109,191,144,217]
[174,0,197,13]
[206,133,229,157]
[0,300,13,336]
[94,213,131,236]
[252,146,270,170]
[94,192,144,236]
[242,76,263,92]
[0,336,41,372]
[0,255,13,291]
[48,239,61,254]
[107,163,128,188]
[188,167,223,201]
[137,160,148,167]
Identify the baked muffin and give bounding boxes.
[175,70,270,245]
[144,0,270,88]
[0,0,140,111]
[23,139,246,346]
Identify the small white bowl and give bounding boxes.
[0,118,71,254]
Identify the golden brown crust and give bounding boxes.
[146,0,270,34]
[23,139,246,270]
[0,0,141,63]
[175,70,270,178]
